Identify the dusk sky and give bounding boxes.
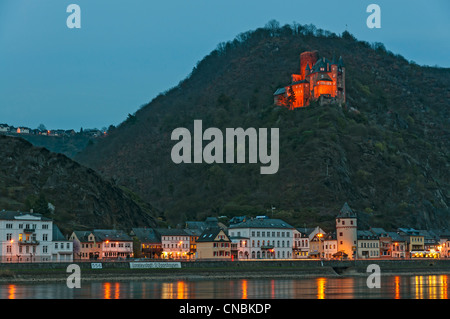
[0,0,449,130]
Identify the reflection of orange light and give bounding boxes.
[177,281,186,299]
[394,276,400,299]
[317,277,326,299]
[8,285,15,299]
[270,279,275,298]
[442,275,448,299]
[104,282,111,299]
[241,280,248,299]
[114,282,120,299]
[10,239,13,244]
[317,233,323,238]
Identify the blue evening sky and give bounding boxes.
[0,0,449,130]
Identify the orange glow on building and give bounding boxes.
[274,51,346,109]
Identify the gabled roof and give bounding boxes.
[93,229,132,242]
[0,210,52,221]
[387,232,406,242]
[336,202,356,219]
[357,230,378,240]
[196,228,230,243]
[52,224,68,241]
[131,227,161,243]
[370,228,389,237]
[155,228,189,237]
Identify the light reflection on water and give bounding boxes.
[0,275,448,299]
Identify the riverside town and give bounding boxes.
[1,203,449,263]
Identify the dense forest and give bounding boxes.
[74,21,449,232]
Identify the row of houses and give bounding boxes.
[0,123,105,138]
[1,204,450,263]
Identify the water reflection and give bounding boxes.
[1,275,449,299]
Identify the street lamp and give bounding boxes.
[317,233,323,261]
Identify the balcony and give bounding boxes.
[24,228,35,233]
[18,240,40,245]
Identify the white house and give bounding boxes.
[0,124,10,133]
[228,217,295,259]
[357,230,380,259]
[0,210,72,262]
[293,228,309,258]
[323,233,338,259]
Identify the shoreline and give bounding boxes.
[1,263,450,284]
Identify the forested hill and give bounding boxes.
[75,22,450,231]
[0,135,157,234]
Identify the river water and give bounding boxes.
[0,275,448,299]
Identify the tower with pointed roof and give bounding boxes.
[336,202,357,259]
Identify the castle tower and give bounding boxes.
[336,202,357,259]
[300,51,319,80]
[337,56,346,104]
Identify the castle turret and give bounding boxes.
[300,51,318,80]
[336,202,357,259]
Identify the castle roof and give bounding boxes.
[311,57,332,73]
[273,87,286,96]
[316,74,333,82]
[336,202,356,219]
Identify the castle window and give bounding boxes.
[342,221,345,225]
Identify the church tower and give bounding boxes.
[336,202,357,259]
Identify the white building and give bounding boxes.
[228,217,294,259]
[157,229,191,259]
[0,210,73,262]
[357,230,380,259]
[293,228,309,258]
[323,233,338,259]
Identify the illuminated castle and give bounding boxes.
[274,51,346,109]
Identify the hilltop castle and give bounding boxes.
[274,51,346,109]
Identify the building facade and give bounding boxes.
[336,203,358,259]
[228,217,294,259]
[0,210,72,262]
[196,228,231,260]
[157,229,191,259]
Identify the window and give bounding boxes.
[6,246,11,253]
[6,223,13,229]
[6,233,12,241]
[43,234,48,241]
[42,224,49,229]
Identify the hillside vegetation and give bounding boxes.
[75,22,450,231]
[0,135,158,234]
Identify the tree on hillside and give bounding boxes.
[287,86,296,109]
